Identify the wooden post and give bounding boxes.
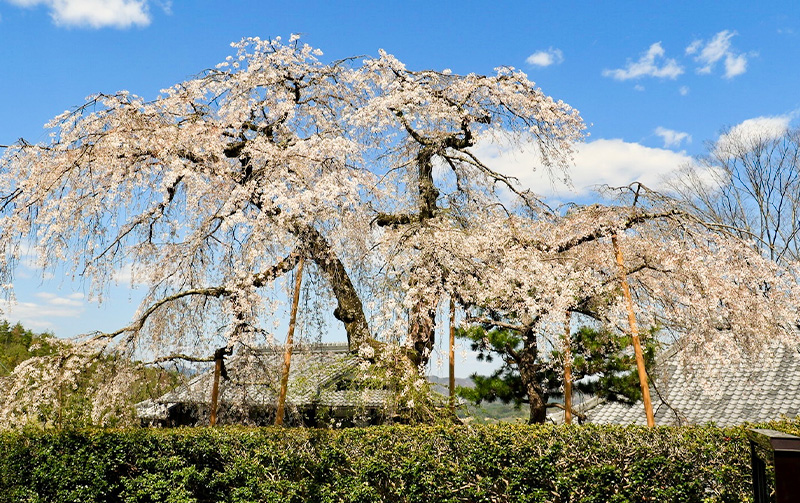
[57,382,63,430]
[209,347,225,426]
[748,429,800,503]
[563,311,573,425]
[612,230,655,427]
[275,256,305,426]
[449,298,456,412]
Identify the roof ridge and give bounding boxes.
[248,342,351,354]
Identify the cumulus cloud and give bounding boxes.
[473,138,693,199]
[5,0,151,28]
[0,292,85,330]
[679,86,690,96]
[526,48,564,67]
[686,30,749,79]
[602,42,684,81]
[655,127,692,148]
[714,115,792,158]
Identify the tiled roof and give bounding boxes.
[138,343,394,418]
[584,342,800,426]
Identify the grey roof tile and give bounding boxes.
[585,342,800,426]
[139,343,397,415]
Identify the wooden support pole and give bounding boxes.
[209,348,225,426]
[449,298,456,412]
[612,231,655,427]
[563,311,573,425]
[275,256,305,426]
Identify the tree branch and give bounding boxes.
[374,213,414,227]
[145,353,217,365]
[465,316,526,332]
[88,250,303,343]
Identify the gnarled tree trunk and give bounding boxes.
[519,326,547,424]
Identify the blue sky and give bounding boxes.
[1,0,798,374]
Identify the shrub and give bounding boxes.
[0,421,786,502]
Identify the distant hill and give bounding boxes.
[426,375,474,390]
[427,375,530,424]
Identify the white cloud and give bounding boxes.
[714,115,792,158]
[655,127,692,148]
[602,42,684,81]
[35,291,84,307]
[679,86,690,96]
[686,30,749,79]
[568,139,692,194]
[724,53,747,78]
[5,0,151,28]
[526,48,564,67]
[473,138,693,199]
[111,263,147,287]
[153,0,169,15]
[0,293,85,330]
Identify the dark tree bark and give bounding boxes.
[289,219,371,349]
[408,301,436,367]
[517,325,547,424]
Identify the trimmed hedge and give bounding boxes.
[1,421,793,503]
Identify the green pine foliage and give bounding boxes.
[558,326,659,404]
[456,324,659,410]
[455,325,528,407]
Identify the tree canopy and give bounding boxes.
[0,36,583,360]
[1,36,797,426]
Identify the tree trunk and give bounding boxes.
[518,326,547,424]
[417,149,439,221]
[289,219,371,350]
[406,148,440,367]
[250,194,372,353]
[563,311,573,424]
[209,349,224,426]
[526,381,547,424]
[408,301,436,367]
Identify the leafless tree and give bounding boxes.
[667,123,800,264]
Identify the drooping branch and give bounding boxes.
[88,250,305,343]
[549,403,587,423]
[92,286,229,342]
[455,149,550,214]
[251,250,304,287]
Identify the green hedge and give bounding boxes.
[2,421,794,503]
